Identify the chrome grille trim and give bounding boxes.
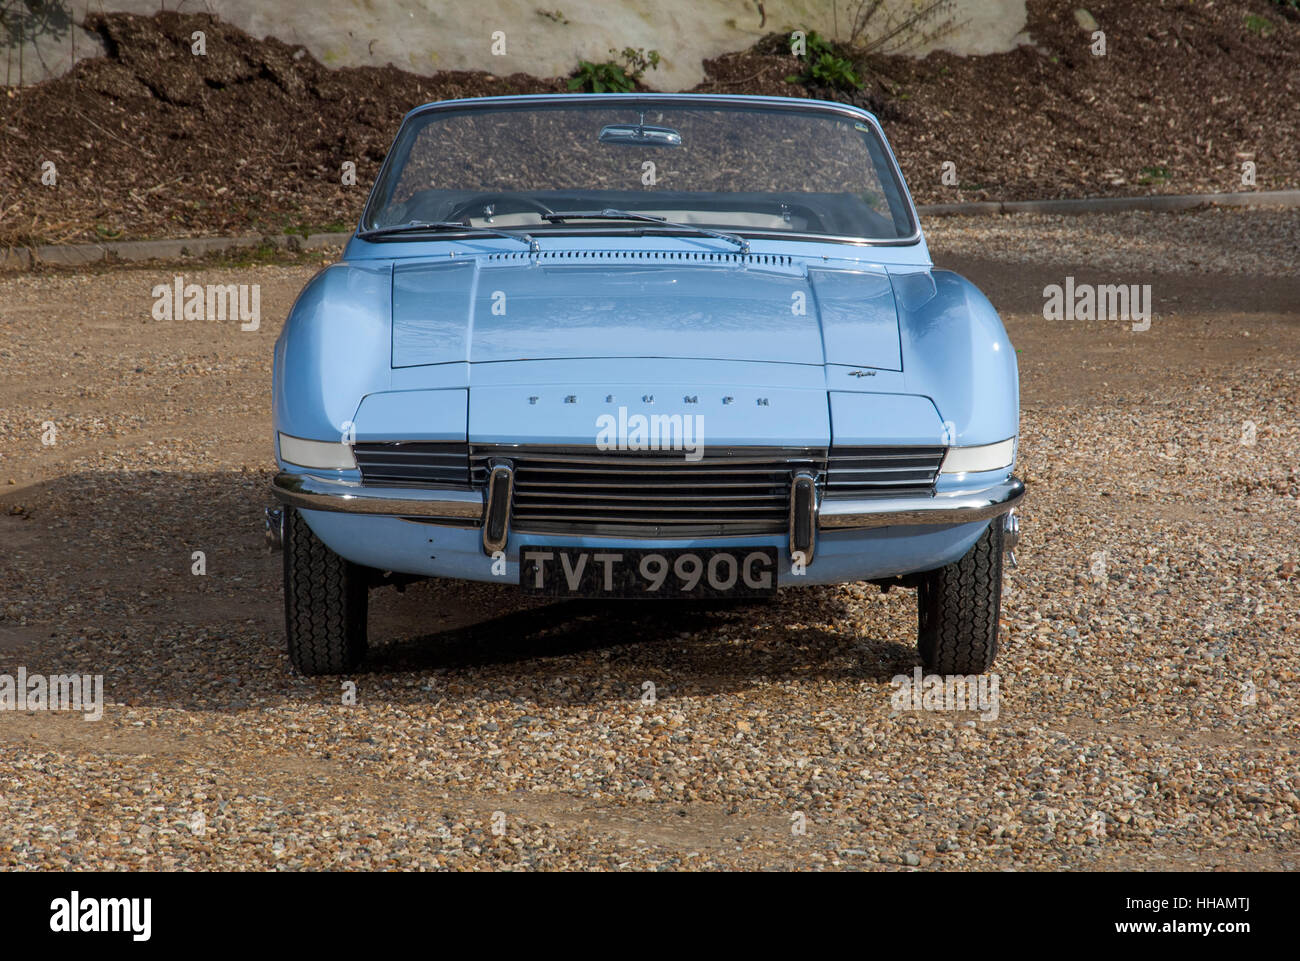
[824,446,945,498]
[471,445,824,538]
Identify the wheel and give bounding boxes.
[282,507,369,675]
[916,519,1004,674]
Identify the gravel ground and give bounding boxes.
[924,207,1300,277]
[0,208,1297,871]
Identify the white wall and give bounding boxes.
[4,0,1029,88]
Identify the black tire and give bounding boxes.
[282,507,369,675]
[916,519,1003,674]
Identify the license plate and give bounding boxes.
[519,547,779,599]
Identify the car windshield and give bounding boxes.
[361,98,917,242]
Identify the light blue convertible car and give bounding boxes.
[268,93,1023,676]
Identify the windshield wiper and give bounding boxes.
[542,209,749,254]
[358,220,539,252]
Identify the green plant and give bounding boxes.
[568,59,632,93]
[568,47,659,93]
[1244,14,1275,35]
[786,31,863,91]
[618,46,660,78]
[1138,165,1171,185]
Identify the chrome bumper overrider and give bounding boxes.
[272,471,1024,554]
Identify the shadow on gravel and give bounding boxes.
[0,470,915,711]
[366,582,916,702]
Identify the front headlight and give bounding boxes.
[278,432,356,470]
[940,437,1016,475]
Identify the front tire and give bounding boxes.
[916,519,1003,674]
[283,507,369,675]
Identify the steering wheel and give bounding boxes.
[445,193,556,223]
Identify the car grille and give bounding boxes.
[823,446,944,498]
[470,446,825,538]
[353,442,470,488]
[353,442,947,528]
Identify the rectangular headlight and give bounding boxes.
[278,432,356,470]
[940,437,1015,475]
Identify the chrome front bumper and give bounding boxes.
[272,471,483,520]
[272,471,1024,556]
[818,477,1025,529]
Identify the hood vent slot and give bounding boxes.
[482,250,792,267]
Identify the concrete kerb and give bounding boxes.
[916,189,1300,217]
[4,231,353,270]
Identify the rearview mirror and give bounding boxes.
[598,123,683,147]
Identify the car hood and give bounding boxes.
[390,257,903,370]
